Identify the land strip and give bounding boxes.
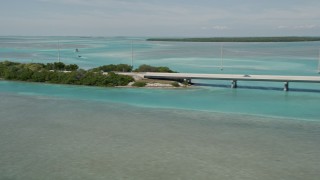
[147,37,320,42]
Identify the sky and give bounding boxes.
[0,0,320,37]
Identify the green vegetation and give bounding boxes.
[0,61,133,87]
[134,64,175,73]
[171,82,180,87]
[45,62,79,71]
[90,64,132,72]
[132,81,147,87]
[90,64,175,73]
[147,37,320,42]
[0,61,180,88]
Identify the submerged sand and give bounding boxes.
[0,94,319,180]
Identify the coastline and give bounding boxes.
[147,36,320,42]
[114,72,189,88]
[0,78,188,89]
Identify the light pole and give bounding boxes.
[220,43,223,71]
[58,40,61,63]
[131,40,134,71]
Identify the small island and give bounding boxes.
[147,36,320,42]
[0,61,185,88]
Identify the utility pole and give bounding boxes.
[220,43,223,71]
[58,40,61,62]
[131,40,134,70]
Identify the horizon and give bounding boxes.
[2,35,320,39]
[1,0,320,37]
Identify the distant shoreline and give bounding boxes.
[147,37,320,42]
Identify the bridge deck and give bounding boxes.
[143,73,320,83]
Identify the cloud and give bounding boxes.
[212,26,230,30]
[202,26,230,30]
[276,25,319,30]
[276,25,289,29]
[2,0,320,36]
[294,25,318,29]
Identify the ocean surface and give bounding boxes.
[0,36,320,179]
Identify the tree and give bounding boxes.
[4,66,19,79]
[91,64,132,72]
[65,64,79,71]
[53,62,65,70]
[134,64,174,73]
[31,71,47,82]
[26,63,45,71]
[45,63,54,70]
[16,68,34,81]
[0,61,134,87]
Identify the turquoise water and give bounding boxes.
[1,80,320,120]
[1,37,320,179]
[1,36,319,75]
[1,36,320,120]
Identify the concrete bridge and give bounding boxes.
[118,72,320,91]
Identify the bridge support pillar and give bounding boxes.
[231,80,238,89]
[284,82,289,91]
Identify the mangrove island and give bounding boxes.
[0,61,181,88]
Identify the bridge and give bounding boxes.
[119,72,320,91]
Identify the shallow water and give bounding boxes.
[0,94,319,180]
[1,80,320,120]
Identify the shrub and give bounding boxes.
[134,64,175,73]
[90,64,132,72]
[132,81,147,87]
[65,64,79,71]
[171,82,180,87]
